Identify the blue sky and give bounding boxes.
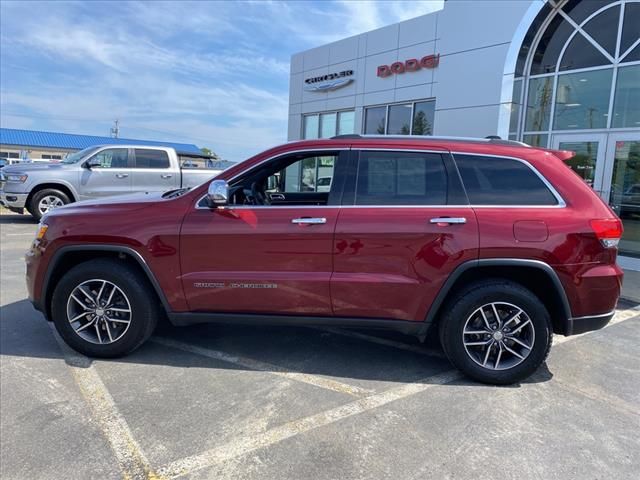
[0,1,443,160]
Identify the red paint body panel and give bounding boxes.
[179,207,339,314]
[332,207,478,321]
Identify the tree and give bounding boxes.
[412,111,432,135]
[200,147,219,159]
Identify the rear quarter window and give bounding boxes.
[454,154,559,206]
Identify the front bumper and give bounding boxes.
[0,189,28,209]
[565,310,615,336]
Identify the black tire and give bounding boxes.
[439,280,552,385]
[29,188,71,221]
[51,259,159,358]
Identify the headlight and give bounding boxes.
[6,173,28,183]
[36,223,49,240]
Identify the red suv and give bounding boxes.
[25,136,623,384]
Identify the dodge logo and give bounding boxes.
[377,54,440,77]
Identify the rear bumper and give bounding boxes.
[565,310,615,336]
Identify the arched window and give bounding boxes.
[510,0,640,145]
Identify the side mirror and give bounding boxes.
[207,179,229,207]
[84,157,101,169]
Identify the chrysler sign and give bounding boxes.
[304,70,354,92]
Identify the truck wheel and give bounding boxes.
[51,259,159,358]
[440,280,552,385]
[29,189,71,221]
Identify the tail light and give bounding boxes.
[590,218,623,248]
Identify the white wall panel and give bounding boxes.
[437,0,535,55]
[291,53,304,74]
[434,104,501,137]
[394,84,433,103]
[394,42,438,89]
[289,72,304,105]
[398,12,438,48]
[365,23,399,56]
[329,35,359,65]
[432,43,510,110]
[363,51,399,94]
[303,45,330,70]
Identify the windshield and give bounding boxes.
[61,146,102,164]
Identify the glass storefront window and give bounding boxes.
[509,80,522,134]
[412,101,435,135]
[554,68,612,130]
[613,65,640,128]
[620,2,640,54]
[525,76,553,131]
[337,111,355,135]
[530,15,574,74]
[582,5,619,57]
[387,104,412,135]
[320,113,337,139]
[558,141,599,187]
[609,140,640,258]
[304,111,354,139]
[522,134,548,148]
[364,106,387,134]
[304,115,319,139]
[559,33,610,72]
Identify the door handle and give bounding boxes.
[161,174,173,179]
[270,193,285,200]
[430,217,467,225]
[115,173,129,179]
[291,217,327,225]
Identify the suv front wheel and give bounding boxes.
[440,280,552,385]
[51,259,159,357]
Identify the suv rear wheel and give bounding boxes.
[440,280,552,385]
[51,259,159,357]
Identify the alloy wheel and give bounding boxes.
[38,195,64,215]
[66,279,132,344]
[462,302,535,371]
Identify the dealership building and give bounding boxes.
[288,0,640,268]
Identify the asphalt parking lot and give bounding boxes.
[1,210,639,480]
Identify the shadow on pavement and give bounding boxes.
[0,298,553,387]
[0,213,36,224]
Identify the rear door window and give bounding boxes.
[353,151,447,205]
[133,149,170,169]
[454,154,559,206]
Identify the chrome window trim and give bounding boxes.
[449,151,567,208]
[195,147,566,210]
[196,147,347,209]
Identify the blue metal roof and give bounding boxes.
[0,128,201,154]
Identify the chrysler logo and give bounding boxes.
[304,70,354,92]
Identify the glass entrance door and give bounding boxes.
[603,133,640,262]
[552,133,608,199]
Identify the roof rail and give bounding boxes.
[330,134,530,147]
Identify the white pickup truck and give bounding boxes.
[0,145,225,220]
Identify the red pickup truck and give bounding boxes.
[26,135,623,384]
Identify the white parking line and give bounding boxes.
[50,326,162,480]
[151,336,373,397]
[156,369,462,479]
